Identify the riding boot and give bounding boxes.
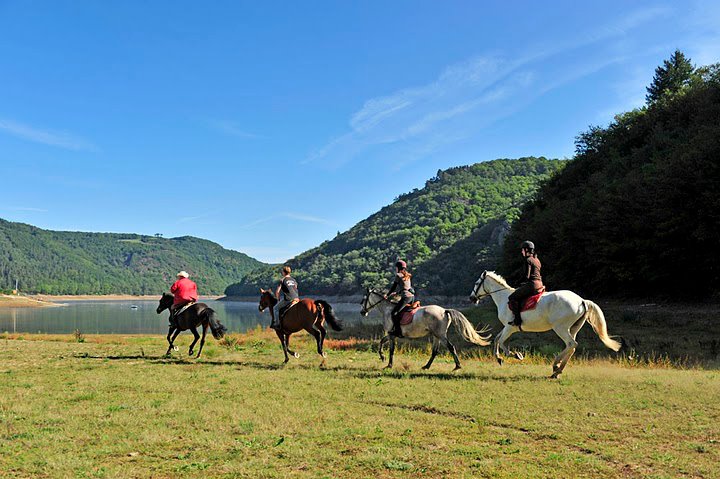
[509,309,523,329]
[390,315,404,338]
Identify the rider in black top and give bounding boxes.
[273,265,299,329]
[385,260,414,338]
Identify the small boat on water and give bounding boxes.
[130,305,139,310]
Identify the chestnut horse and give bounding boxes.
[156,293,227,358]
[258,289,343,363]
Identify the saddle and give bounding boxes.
[170,301,195,327]
[508,288,545,313]
[279,298,300,319]
[399,301,421,326]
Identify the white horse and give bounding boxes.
[360,288,492,370]
[469,271,621,378]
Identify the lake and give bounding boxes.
[0,300,376,335]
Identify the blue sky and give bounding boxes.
[1,1,718,263]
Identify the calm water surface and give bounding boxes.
[0,300,374,334]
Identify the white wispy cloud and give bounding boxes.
[2,207,48,213]
[205,119,264,139]
[0,118,97,151]
[305,6,674,169]
[177,214,212,224]
[239,212,333,229]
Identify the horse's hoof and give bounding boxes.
[453,365,462,371]
[421,365,430,370]
[497,357,504,365]
[321,352,327,358]
[293,352,300,359]
[173,346,179,352]
[549,372,560,379]
[188,350,194,356]
[383,364,393,370]
[379,355,385,362]
[514,351,524,361]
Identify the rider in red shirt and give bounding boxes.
[170,271,198,318]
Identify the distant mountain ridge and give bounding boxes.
[227,157,566,296]
[0,219,265,295]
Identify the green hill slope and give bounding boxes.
[502,56,720,299]
[0,220,265,295]
[227,157,565,296]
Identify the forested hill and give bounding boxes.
[226,157,565,296]
[502,52,720,299]
[0,219,265,295]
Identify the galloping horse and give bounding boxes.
[156,293,227,358]
[469,271,621,377]
[258,290,343,363]
[360,288,492,370]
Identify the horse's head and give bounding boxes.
[157,292,174,314]
[258,288,277,312]
[470,271,488,304]
[360,287,384,317]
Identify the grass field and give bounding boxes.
[1,326,718,478]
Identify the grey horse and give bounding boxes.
[360,288,492,370]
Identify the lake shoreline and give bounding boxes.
[0,295,61,308]
[29,294,224,302]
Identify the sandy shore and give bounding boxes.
[29,294,223,302]
[0,295,60,308]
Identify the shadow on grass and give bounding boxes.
[71,352,549,380]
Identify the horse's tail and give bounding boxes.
[446,309,492,346]
[204,308,228,340]
[584,300,621,351]
[315,300,343,331]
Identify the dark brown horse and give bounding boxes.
[258,289,343,363]
[156,293,227,358]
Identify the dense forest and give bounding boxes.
[0,219,264,294]
[226,157,565,296]
[502,51,720,299]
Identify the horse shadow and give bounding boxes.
[71,353,547,380]
[72,353,285,371]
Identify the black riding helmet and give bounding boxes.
[395,260,407,269]
[521,240,535,251]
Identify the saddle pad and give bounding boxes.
[508,289,545,313]
[399,302,421,326]
[176,302,195,316]
[280,299,300,318]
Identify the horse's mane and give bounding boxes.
[485,271,512,289]
[263,289,278,305]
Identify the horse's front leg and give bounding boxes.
[378,334,390,362]
[166,328,181,356]
[384,337,396,369]
[494,325,515,365]
[276,330,290,363]
[195,323,208,358]
[188,326,200,356]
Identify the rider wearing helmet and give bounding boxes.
[385,260,415,338]
[508,241,543,328]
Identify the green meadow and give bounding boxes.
[1,324,718,478]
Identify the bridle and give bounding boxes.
[471,272,510,301]
[360,289,392,315]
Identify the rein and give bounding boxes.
[362,290,392,313]
[472,275,510,299]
